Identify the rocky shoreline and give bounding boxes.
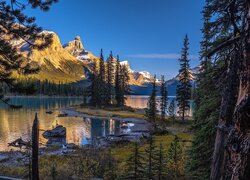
[0,107,152,168]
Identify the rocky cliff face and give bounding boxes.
[120,61,156,86]
[10,30,157,85]
[17,31,86,83]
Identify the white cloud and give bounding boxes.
[127,53,199,60]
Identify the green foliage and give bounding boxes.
[145,75,158,130]
[160,75,168,121]
[176,34,192,121]
[168,99,176,124]
[104,149,117,180]
[50,164,58,180]
[115,55,123,107]
[186,1,225,178]
[119,63,130,106]
[144,137,159,179]
[97,49,107,106]
[89,50,130,108]
[187,63,221,180]
[167,135,184,179]
[0,0,56,106]
[124,142,145,180]
[106,51,116,105]
[156,143,168,180]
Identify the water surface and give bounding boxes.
[0,96,192,151]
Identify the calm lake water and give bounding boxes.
[0,96,193,151]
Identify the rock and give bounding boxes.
[46,137,66,146]
[58,113,68,117]
[46,110,53,114]
[63,143,78,149]
[0,154,9,162]
[42,125,66,138]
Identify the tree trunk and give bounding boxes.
[224,3,250,179]
[210,51,240,180]
[32,113,39,180]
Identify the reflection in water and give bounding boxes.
[0,96,192,151]
[126,95,194,116]
[0,97,120,151]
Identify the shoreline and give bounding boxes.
[60,107,152,133]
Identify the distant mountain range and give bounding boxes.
[10,30,199,95]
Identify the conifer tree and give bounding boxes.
[187,62,221,180]
[168,99,175,124]
[144,137,158,179]
[167,135,183,179]
[176,34,192,121]
[115,55,122,107]
[160,75,167,121]
[0,0,57,106]
[124,142,145,180]
[104,149,117,180]
[89,62,99,106]
[120,64,130,107]
[98,49,106,106]
[156,143,167,180]
[145,75,157,130]
[106,51,115,105]
[186,2,221,179]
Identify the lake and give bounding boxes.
[0,96,192,151]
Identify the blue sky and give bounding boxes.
[26,0,204,79]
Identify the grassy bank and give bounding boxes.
[0,118,193,179]
[73,105,146,119]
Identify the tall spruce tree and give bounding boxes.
[194,0,250,179]
[115,55,122,107]
[106,51,115,105]
[144,137,158,179]
[120,64,130,107]
[160,75,167,121]
[145,75,157,130]
[187,3,221,179]
[176,34,192,121]
[167,135,184,179]
[168,99,175,124]
[89,62,99,106]
[156,143,167,180]
[124,142,145,180]
[98,49,106,106]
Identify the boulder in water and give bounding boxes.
[42,125,66,139]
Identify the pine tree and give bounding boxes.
[98,49,106,106]
[104,149,117,180]
[50,164,58,180]
[187,62,221,180]
[160,75,167,121]
[115,55,122,107]
[156,143,167,180]
[124,142,145,180]
[120,64,130,107]
[168,99,175,124]
[176,34,192,121]
[0,0,56,106]
[167,135,183,179]
[145,75,157,130]
[187,2,221,179]
[144,137,158,179]
[89,62,99,106]
[106,51,115,105]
